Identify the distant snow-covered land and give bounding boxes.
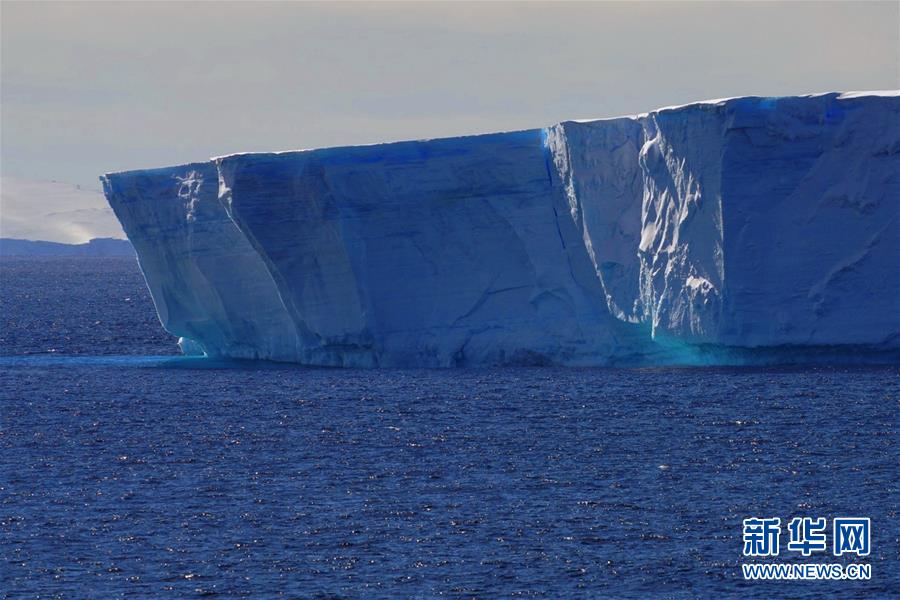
[0,177,125,244]
[0,238,133,257]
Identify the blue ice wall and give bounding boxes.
[103,92,900,366]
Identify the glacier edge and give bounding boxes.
[102,92,900,366]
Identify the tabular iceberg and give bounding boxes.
[102,92,900,366]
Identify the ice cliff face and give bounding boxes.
[552,93,900,352]
[102,92,900,366]
[102,164,302,361]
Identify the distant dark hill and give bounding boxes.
[0,237,134,257]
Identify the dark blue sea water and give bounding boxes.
[1,257,897,597]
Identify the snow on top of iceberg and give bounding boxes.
[211,128,540,162]
[102,161,212,181]
[837,90,900,99]
[565,90,899,124]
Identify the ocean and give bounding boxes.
[1,257,897,597]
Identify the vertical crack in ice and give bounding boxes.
[175,170,204,223]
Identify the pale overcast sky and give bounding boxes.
[2,1,899,189]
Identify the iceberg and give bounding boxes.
[102,92,900,366]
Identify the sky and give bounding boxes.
[2,0,899,192]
